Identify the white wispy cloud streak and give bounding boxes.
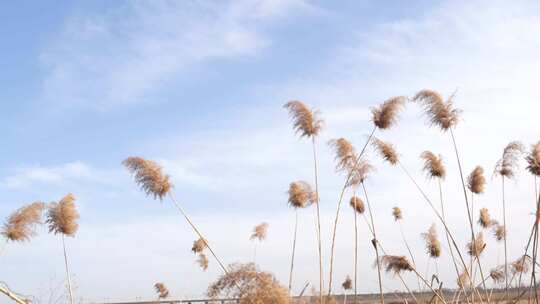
[40,0,315,109]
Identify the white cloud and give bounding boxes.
[39,0,314,109]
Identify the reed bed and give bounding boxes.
[2,88,540,304]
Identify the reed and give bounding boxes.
[154,283,169,299]
[250,222,268,262]
[392,207,420,291]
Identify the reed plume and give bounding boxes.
[328,138,357,173]
[47,194,79,236]
[371,96,406,130]
[122,157,171,200]
[412,89,461,131]
[512,255,531,274]
[422,224,441,258]
[250,222,269,241]
[347,159,374,189]
[490,266,506,284]
[467,166,486,194]
[526,141,540,176]
[342,276,352,290]
[478,208,493,229]
[495,141,525,178]
[350,196,365,214]
[492,222,506,241]
[287,181,315,209]
[192,238,207,254]
[284,101,323,138]
[392,207,402,221]
[1,202,45,242]
[207,263,289,304]
[457,272,471,289]
[197,253,209,271]
[467,232,486,257]
[47,193,79,304]
[379,255,413,274]
[372,138,398,165]
[154,283,169,299]
[421,151,446,179]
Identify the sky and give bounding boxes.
[1,0,540,303]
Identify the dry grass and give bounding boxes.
[467,166,486,194]
[379,255,413,274]
[192,238,207,254]
[492,222,506,241]
[371,96,406,130]
[372,137,398,165]
[287,181,316,209]
[207,263,289,304]
[250,223,269,241]
[1,202,45,242]
[392,207,402,221]
[467,232,486,257]
[495,141,524,178]
[284,101,323,138]
[350,197,365,214]
[154,283,169,299]
[526,141,540,176]
[412,89,461,131]
[478,208,493,229]
[123,157,172,200]
[46,194,79,236]
[489,266,505,284]
[421,224,441,258]
[420,151,446,179]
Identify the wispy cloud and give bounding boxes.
[39,0,314,110]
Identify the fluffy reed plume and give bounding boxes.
[422,224,441,258]
[287,181,315,208]
[284,101,323,138]
[392,207,402,221]
[412,89,461,131]
[122,157,172,200]
[328,138,357,172]
[197,253,209,271]
[1,202,45,242]
[526,141,540,176]
[492,222,506,241]
[250,222,269,241]
[46,194,79,236]
[371,96,406,130]
[207,263,289,304]
[511,255,531,274]
[467,166,486,194]
[347,159,374,188]
[420,151,446,179]
[490,266,506,284]
[192,237,207,254]
[478,208,493,229]
[372,137,398,165]
[495,141,524,178]
[350,196,365,214]
[379,255,413,274]
[342,276,352,290]
[154,283,169,299]
[457,272,470,288]
[467,232,486,257]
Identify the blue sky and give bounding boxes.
[2,0,540,302]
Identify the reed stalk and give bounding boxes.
[62,235,74,304]
[312,136,324,304]
[289,210,299,293]
[362,182,384,304]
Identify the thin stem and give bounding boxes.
[0,285,27,304]
[438,179,461,286]
[410,267,447,304]
[328,126,376,295]
[289,210,299,293]
[353,193,358,304]
[503,176,509,298]
[168,192,229,275]
[362,182,384,304]
[62,235,74,304]
[398,220,420,291]
[312,136,324,303]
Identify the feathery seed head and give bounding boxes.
[284,101,323,138]
[495,141,524,179]
[287,181,315,209]
[192,237,207,254]
[467,166,486,194]
[1,202,46,242]
[328,138,357,173]
[526,141,540,176]
[512,256,531,274]
[378,255,413,275]
[422,224,441,258]
[342,276,352,290]
[490,266,505,284]
[412,89,461,131]
[478,208,493,229]
[457,272,470,288]
[347,159,374,188]
[250,222,269,241]
[46,194,79,236]
[492,223,506,241]
[392,207,402,221]
[420,151,446,180]
[123,157,172,200]
[197,253,209,271]
[349,196,365,214]
[372,138,399,165]
[467,232,486,257]
[154,283,169,299]
[371,96,406,130]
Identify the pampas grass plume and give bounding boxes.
[2,202,46,242]
[284,101,323,138]
[526,141,540,176]
[392,207,402,221]
[371,96,406,130]
[287,181,315,208]
[154,283,169,299]
[372,138,399,165]
[46,194,79,236]
[495,141,524,178]
[250,222,269,241]
[467,166,486,194]
[420,151,446,179]
[123,157,172,200]
[412,89,461,131]
[350,196,365,214]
